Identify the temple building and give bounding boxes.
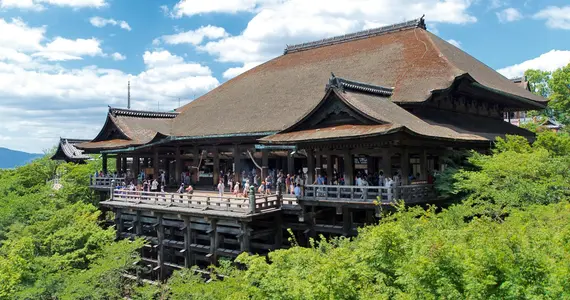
[64,17,549,279]
[51,138,91,163]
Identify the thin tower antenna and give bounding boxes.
[127,81,131,109]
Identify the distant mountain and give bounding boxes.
[0,148,43,169]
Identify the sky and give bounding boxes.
[0,0,569,153]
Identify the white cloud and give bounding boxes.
[111,52,126,61]
[157,25,228,46]
[534,6,570,30]
[496,7,522,23]
[90,16,131,31]
[172,0,271,18]
[446,39,462,49]
[497,50,570,79]
[222,61,262,79]
[175,0,477,75]
[0,18,45,51]
[0,0,106,10]
[32,37,103,61]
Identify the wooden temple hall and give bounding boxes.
[56,17,547,279]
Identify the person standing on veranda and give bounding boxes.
[217,180,225,197]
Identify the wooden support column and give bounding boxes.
[115,209,123,240]
[102,153,108,174]
[135,210,142,235]
[121,156,127,174]
[143,158,149,168]
[191,148,199,184]
[132,155,140,180]
[381,148,392,178]
[208,219,218,265]
[287,151,295,175]
[183,217,194,268]
[367,156,375,175]
[239,222,251,253]
[116,155,122,174]
[306,149,315,185]
[274,213,283,249]
[326,155,334,180]
[153,149,159,180]
[213,148,220,185]
[420,149,428,180]
[156,214,165,281]
[163,158,169,185]
[400,147,410,185]
[261,149,269,180]
[342,207,352,236]
[343,149,354,185]
[233,145,241,183]
[315,151,322,177]
[175,145,182,185]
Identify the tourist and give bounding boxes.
[185,185,193,194]
[294,183,302,198]
[243,179,250,197]
[160,171,166,186]
[217,180,224,197]
[177,183,184,193]
[265,175,272,195]
[233,181,241,196]
[151,178,159,192]
[379,171,385,187]
[285,174,291,194]
[258,181,266,194]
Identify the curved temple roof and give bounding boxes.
[51,138,91,162]
[171,17,546,139]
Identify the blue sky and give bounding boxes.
[0,0,569,153]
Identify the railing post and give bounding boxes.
[249,186,256,214]
[276,181,282,209]
[110,179,115,200]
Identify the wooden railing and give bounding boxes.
[109,189,281,214]
[303,184,435,204]
[89,175,125,187]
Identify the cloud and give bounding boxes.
[496,7,522,23]
[497,50,570,78]
[0,17,219,152]
[156,25,228,46]
[534,6,570,30]
[111,52,126,61]
[446,39,462,49]
[32,37,103,61]
[90,16,131,31]
[182,0,476,77]
[172,0,271,18]
[0,0,107,10]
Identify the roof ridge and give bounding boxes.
[284,16,426,54]
[326,73,394,97]
[109,107,179,118]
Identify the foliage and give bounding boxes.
[525,64,570,126]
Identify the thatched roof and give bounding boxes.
[171,17,546,139]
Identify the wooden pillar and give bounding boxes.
[326,155,334,179]
[287,151,295,175]
[274,213,283,249]
[156,214,165,281]
[153,149,159,180]
[102,153,108,174]
[343,149,354,185]
[115,209,123,240]
[239,222,251,253]
[315,151,322,178]
[400,147,410,185]
[135,210,142,235]
[261,149,269,180]
[381,148,392,178]
[133,156,140,183]
[115,155,122,174]
[163,158,169,185]
[143,158,149,168]
[191,148,199,184]
[213,148,220,186]
[183,217,194,268]
[420,148,428,180]
[208,219,218,265]
[233,145,241,183]
[342,207,352,236]
[367,156,375,175]
[175,145,182,185]
[306,149,315,185]
[122,156,127,174]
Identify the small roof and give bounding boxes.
[172,17,546,139]
[51,138,91,162]
[78,107,177,151]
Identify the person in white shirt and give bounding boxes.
[217,180,224,197]
[243,180,250,197]
[151,178,159,192]
[160,171,166,186]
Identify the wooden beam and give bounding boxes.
[239,222,251,253]
[213,147,220,186]
[306,149,315,185]
[156,213,165,281]
[175,145,182,185]
[208,219,218,265]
